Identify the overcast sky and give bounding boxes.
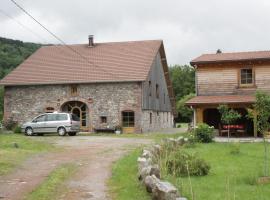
[1,0,270,65]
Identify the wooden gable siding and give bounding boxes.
[142,52,172,111]
[197,66,238,95]
[197,64,270,96]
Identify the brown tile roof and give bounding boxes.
[185,95,255,106]
[190,50,270,65]
[0,40,163,85]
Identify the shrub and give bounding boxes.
[177,124,181,128]
[3,117,18,131]
[166,150,210,177]
[194,123,215,143]
[13,125,21,134]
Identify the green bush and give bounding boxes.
[13,125,21,133]
[194,123,215,143]
[166,150,210,177]
[177,124,181,128]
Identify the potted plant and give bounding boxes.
[115,125,122,135]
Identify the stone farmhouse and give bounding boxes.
[186,50,270,137]
[0,37,176,133]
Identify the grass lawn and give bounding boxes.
[0,133,54,175]
[26,163,77,200]
[163,143,270,200]
[109,148,151,200]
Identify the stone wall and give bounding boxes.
[141,110,174,132]
[4,82,143,132]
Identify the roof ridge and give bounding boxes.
[201,50,270,56]
[42,39,163,48]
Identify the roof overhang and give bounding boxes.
[190,58,270,67]
[185,95,255,106]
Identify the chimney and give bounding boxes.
[88,35,94,47]
[216,49,222,54]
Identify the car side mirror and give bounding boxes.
[32,120,37,123]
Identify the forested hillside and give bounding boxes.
[0,37,41,79]
[0,37,41,119]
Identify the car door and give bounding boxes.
[32,114,47,133]
[45,114,58,133]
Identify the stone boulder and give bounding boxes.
[152,181,179,200]
[144,175,160,193]
[142,149,152,159]
[137,157,152,171]
[175,136,184,145]
[152,144,162,155]
[138,164,160,181]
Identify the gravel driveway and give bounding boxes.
[0,136,152,200]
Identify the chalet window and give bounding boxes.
[240,68,253,85]
[71,85,78,96]
[122,111,135,127]
[100,116,107,124]
[149,81,152,96]
[156,84,159,98]
[150,113,152,124]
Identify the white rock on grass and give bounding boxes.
[142,149,152,159]
[153,181,179,200]
[137,157,152,171]
[175,136,184,145]
[144,175,160,193]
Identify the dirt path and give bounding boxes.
[0,136,152,200]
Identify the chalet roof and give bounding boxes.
[185,95,255,106]
[190,50,270,66]
[0,40,164,85]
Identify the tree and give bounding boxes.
[176,93,195,122]
[218,105,241,141]
[169,65,195,101]
[253,91,270,177]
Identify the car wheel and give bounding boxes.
[68,132,77,136]
[57,127,66,136]
[25,127,33,136]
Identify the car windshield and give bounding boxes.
[71,114,80,121]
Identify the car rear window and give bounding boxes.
[57,114,68,121]
[71,114,80,121]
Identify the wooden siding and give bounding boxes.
[197,64,270,96]
[142,52,172,111]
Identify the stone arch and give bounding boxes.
[60,99,90,131]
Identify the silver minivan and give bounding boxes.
[21,112,80,136]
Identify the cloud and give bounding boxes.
[1,0,270,65]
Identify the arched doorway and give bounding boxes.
[61,101,89,130]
